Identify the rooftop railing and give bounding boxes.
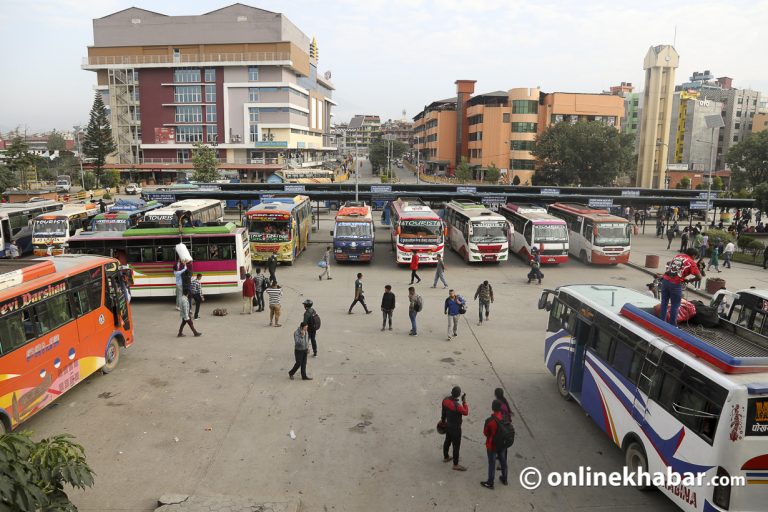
[83,51,291,67]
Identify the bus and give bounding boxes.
[538,284,765,512]
[138,199,224,228]
[0,255,134,432]
[90,199,162,233]
[548,203,631,265]
[388,198,445,264]
[31,203,99,256]
[0,200,63,257]
[443,200,509,263]
[332,202,374,262]
[711,288,768,336]
[500,204,569,264]
[245,195,311,263]
[67,222,251,297]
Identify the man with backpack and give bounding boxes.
[481,399,512,489]
[658,248,702,326]
[441,386,468,472]
[444,289,466,341]
[302,299,321,357]
[407,286,421,336]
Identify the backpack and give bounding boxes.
[414,295,423,313]
[309,311,321,331]
[490,416,515,450]
[691,300,720,328]
[664,255,690,279]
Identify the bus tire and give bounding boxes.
[556,365,571,401]
[580,250,589,265]
[624,441,653,491]
[102,337,121,374]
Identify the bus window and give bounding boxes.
[523,223,532,245]
[32,294,72,334]
[21,309,36,341]
[0,312,28,353]
[155,246,176,262]
[611,339,636,381]
[128,246,154,263]
[548,299,573,333]
[753,310,767,333]
[583,220,594,239]
[88,272,103,308]
[591,328,613,360]
[218,243,234,260]
[191,244,209,261]
[736,306,752,328]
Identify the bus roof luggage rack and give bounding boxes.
[620,303,768,374]
[449,199,484,209]
[0,259,57,292]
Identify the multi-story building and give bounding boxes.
[413,98,457,174]
[82,4,336,183]
[667,91,722,173]
[346,115,381,153]
[609,82,641,140]
[380,119,414,147]
[466,91,509,171]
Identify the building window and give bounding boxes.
[748,124,752,130]
[631,123,637,130]
[249,88,260,102]
[206,127,218,143]
[177,149,190,162]
[469,131,483,141]
[738,97,743,104]
[511,122,537,133]
[175,106,202,123]
[510,159,536,170]
[468,114,484,125]
[736,111,742,117]
[176,125,203,143]
[174,68,200,83]
[205,84,216,103]
[511,140,535,151]
[735,122,740,129]
[249,124,259,142]
[502,113,510,123]
[733,136,739,142]
[204,68,216,82]
[248,66,259,81]
[174,85,201,103]
[206,105,217,123]
[512,100,538,114]
[249,108,260,123]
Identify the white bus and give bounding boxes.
[31,203,98,256]
[0,200,63,257]
[138,199,224,228]
[539,284,766,511]
[711,288,768,336]
[444,200,509,263]
[388,198,445,265]
[548,202,631,265]
[499,203,569,264]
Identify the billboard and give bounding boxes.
[154,127,176,144]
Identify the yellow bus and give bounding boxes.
[245,195,311,264]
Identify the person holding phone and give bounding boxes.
[441,386,469,472]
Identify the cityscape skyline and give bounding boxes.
[1,0,767,133]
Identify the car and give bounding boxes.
[125,183,142,195]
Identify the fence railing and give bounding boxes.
[83,52,291,67]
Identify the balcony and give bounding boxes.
[83,51,291,70]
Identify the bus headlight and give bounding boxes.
[712,466,731,510]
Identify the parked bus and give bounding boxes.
[67,222,251,297]
[388,198,445,264]
[0,255,134,432]
[90,199,162,233]
[137,199,224,228]
[31,203,99,256]
[548,202,631,264]
[331,202,374,262]
[711,288,768,336]
[539,284,765,511]
[245,195,311,263]
[443,200,509,263]
[0,200,63,257]
[500,203,569,264]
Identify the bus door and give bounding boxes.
[569,316,592,397]
[633,345,664,424]
[1,217,11,252]
[105,264,130,331]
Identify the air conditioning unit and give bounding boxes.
[232,135,242,142]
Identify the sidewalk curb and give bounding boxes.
[623,261,712,300]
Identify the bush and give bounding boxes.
[103,192,112,200]
[703,229,734,244]
[748,239,765,254]
[738,236,755,251]
[82,172,96,191]
[101,169,120,189]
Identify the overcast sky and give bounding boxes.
[1,0,766,134]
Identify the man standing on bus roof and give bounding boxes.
[409,250,421,285]
[474,280,494,326]
[348,272,371,314]
[267,252,278,283]
[658,248,702,326]
[431,254,448,289]
[173,261,187,311]
[318,245,332,280]
[178,290,202,338]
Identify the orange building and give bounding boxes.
[466,92,510,172]
[413,98,457,174]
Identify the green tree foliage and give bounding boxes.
[0,165,18,193]
[4,137,35,189]
[454,158,472,182]
[530,121,635,186]
[484,163,500,183]
[676,176,691,189]
[191,143,220,182]
[752,182,768,213]
[711,175,724,191]
[101,169,120,189]
[82,172,96,191]
[725,131,768,188]
[511,175,521,186]
[83,92,116,188]
[46,130,67,152]
[368,140,407,175]
[0,432,95,511]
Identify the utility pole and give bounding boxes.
[703,114,725,225]
[354,132,359,202]
[415,136,420,185]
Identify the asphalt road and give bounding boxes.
[24,215,677,512]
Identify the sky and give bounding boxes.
[1,0,767,134]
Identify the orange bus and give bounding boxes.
[0,255,134,432]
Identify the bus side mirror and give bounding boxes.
[538,291,552,311]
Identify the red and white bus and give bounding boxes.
[548,202,631,264]
[0,255,134,432]
[499,204,569,264]
[444,200,509,263]
[388,198,445,264]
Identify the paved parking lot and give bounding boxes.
[25,220,677,512]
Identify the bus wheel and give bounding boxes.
[624,441,653,490]
[580,250,589,265]
[556,365,572,401]
[102,337,121,374]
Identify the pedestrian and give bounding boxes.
[480,399,510,489]
[190,273,204,319]
[666,226,675,250]
[241,273,255,314]
[380,284,395,331]
[253,267,266,312]
[177,291,202,337]
[288,322,312,380]
[431,254,448,288]
[407,286,421,336]
[658,248,702,326]
[634,211,640,226]
[8,240,19,259]
[679,229,689,252]
[302,299,319,357]
[694,257,706,289]
[527,247,543,284]
[692,230,703,254]
[348,272,371,314]
[708,242,722,273]
[409,250,421,284]
[474,280,494,326]
[723,240,735,269]
[656,218,664,238]
[444,289,466,341]
[267,251,278,283]
[318,245,332,280]
[764,246,768,269]
[266,280,283,327]
[173,261,187,310]
[441,386,468,472]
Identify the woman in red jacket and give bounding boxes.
[409,250,421,285]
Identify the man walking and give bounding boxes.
[409,250,421,284]
[190,273,204,319]
[266,281,283,327]
[407,286,420,336]
[241,273,255,314]
[480,400,509,489]
[178,291,202,337]
[679,228,689,252]
[267,251,278,283]
[380,285,395,331]
[348,272,371,314]
[659,248,702,326]
[318,245,332,280]
[444,289,465,341]
[288,322,312,380]
[441,386,468,472]
[253,267,266,312]
[474,280,494,326]
[666,226,675,250]
[431,254,448,288]
[173,261,187,310]
[302,299,319,357]
[723,240,735,269]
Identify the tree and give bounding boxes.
[0,165,18,193]
[4,136,35,189]
[368,140,407,175]
[101,169,121,189]
[711,175,724,191]
[83,172,96,191]
[191,142,219,182]
[676,176,691,189]
[531,121,635,186]
[512,175,521,186]
[753,182,768,213]
[0,432,95,510]
[82,92,116,188]
[454,158,472,182]
[46,130,67,152]
[725,131,768,188]
[484,163,500,183]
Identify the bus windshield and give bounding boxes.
[248,220,291,242]
[470,220,507,243]
[534,223,568,242]
[336,222,372,239]
[594,223,630,246]
[399,219,442,243]
[33,219,67,236]
[93,218,130,232]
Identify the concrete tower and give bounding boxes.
[637,45,679,188]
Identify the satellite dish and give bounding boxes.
[324,71,332,80]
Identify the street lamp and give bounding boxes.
[701,114,725,224]
[73,125,86,190]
